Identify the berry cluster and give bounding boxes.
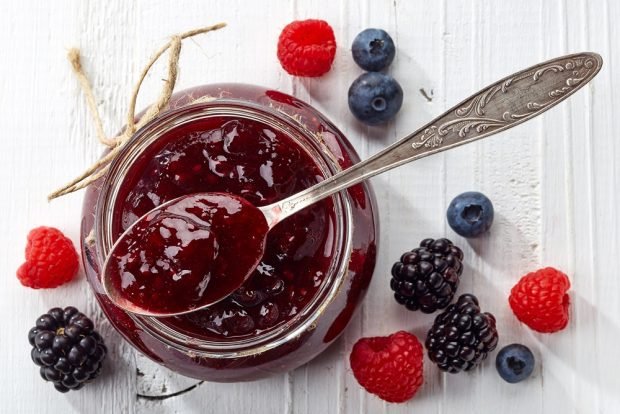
[350,191,571,403]
[276,22,403,125]
[29,307,107,393]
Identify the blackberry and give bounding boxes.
[390,238,464,313]
[425,294,498,373]
[28,307,107,392]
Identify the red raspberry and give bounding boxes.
[509,267,570,333]
[349,331,423,403]
[17,227,80,289]
[277,19,336,77]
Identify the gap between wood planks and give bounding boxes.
[136,379,205,401]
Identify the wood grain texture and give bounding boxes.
[1,1,618,412]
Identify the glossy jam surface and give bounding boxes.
[114,116,336,340]
[106,193,268,315]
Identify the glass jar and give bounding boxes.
[81,84,377,381]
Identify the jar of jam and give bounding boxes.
[81,84,378,381]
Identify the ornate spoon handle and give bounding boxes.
[261,52,603,228]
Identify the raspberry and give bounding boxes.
[508,267,570,333]
[17,227,79,289]
[349,331,423,403]
[277,19,336,77]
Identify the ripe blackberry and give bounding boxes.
[390,238,464,313]
[425,294,498,373]
[28,307,107,392]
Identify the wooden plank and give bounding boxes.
[360,1,447,413]
[0,1,139,413]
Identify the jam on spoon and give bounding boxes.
[103,193,268,316]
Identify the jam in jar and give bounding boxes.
[81,84,378,381]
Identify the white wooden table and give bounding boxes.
[2,1,619,413]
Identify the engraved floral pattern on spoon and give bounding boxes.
[412,55,598,149]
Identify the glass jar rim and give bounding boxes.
[94,99,354,358]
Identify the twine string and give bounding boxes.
[66,49,116,147]
[48,23,226,200]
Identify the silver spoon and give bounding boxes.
[103,52,602,317]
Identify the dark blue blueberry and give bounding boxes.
[496,344,535,383]
[348,72,403,125]
[447,191,494,238]
[36,315,58,331]
[351,28,396,71]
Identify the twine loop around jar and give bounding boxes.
[48,23,226,200]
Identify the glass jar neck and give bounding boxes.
[94,100,354,357]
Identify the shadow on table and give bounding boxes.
[64,317,139,414]
[537,292,620,407]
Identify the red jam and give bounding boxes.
[113,116,337,339]
[106,193,268,315]
[82,84,378,381]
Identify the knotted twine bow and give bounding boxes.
[48,23,227,200]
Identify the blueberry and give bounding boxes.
[496,344,535,383]
[447,191,494,238]
[348,72,403,125]
[351,28,396,71]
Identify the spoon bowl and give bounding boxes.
[102,193,268,317]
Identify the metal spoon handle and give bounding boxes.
[261,52,602,228]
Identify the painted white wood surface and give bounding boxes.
[1,1,618,413]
